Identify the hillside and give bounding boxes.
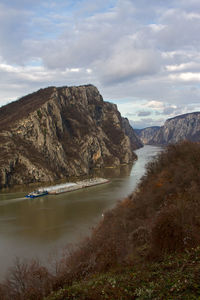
[149,112,200,145]
[0,85,142,189]
[135,126,160,144]
[1,141,200,299]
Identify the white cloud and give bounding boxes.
[169,72,200,82]
[144,101,164,110]
[149,24,166,32]
[166,62,200,72]
[186,12,200,19]
[96,47,161,85]
[1,0,200,128]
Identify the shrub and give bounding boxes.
[37,109,42,119]
[1,258,53,300]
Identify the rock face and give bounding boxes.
[0,85,142,189]
[150,112,200,145]
[135,126,160,145]
[122,118,143,149]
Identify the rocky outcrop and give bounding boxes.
[122,118,143,149]
[0,85,141,189]
[150,112,200,145]
[135,126,160,145]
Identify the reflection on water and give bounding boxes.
[0,145,162,279]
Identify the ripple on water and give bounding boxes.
[0,197,26,206]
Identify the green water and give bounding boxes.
[0,145,162,279]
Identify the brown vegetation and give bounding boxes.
[1,141,200,299]
[0,87,55,130]
[0,259,52,300]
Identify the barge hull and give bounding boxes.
[48,178,109,195]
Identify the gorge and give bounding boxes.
[135,111,200,145]
[0,85,142,189]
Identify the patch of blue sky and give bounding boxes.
[39,0,78,15]
[28,12,73,40]
[25,0,79,39]
[74,0,117,18]
[113,99,148,115]
[109,98,147,105]
[27,59,43,67]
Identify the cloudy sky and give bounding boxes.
[1,0,200,128]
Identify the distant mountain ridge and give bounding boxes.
[0,85,142,189]
[135,126,160,145]
[135,112,200,145]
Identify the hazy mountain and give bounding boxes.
[135,126,160,144]
[150,112,200,145]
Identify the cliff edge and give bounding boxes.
[150,112,200,145]
[0,85,142,189]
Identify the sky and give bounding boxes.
[1,0,200,128]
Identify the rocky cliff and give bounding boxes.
[150,112,200,145]
[122,118,143,149]
[135,126,160,145]
[0,85,142,189]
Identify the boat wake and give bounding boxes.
[0,197,26,206]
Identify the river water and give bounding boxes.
[0,145,162,280]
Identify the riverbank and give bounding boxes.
[1,141,198,299]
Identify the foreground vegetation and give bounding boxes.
[46,247,200,299]
[1,141,200,299]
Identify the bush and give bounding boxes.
[1,259,53,300]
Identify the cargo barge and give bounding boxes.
[25,178,109,198]
[48,178,109,195]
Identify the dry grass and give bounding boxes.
[0,87,54,130]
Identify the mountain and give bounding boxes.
[122,118,144,148]
[150,112,200,145]
[0,85,142,189]
[135,126,160,144]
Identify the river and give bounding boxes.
[0,145,162,280]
